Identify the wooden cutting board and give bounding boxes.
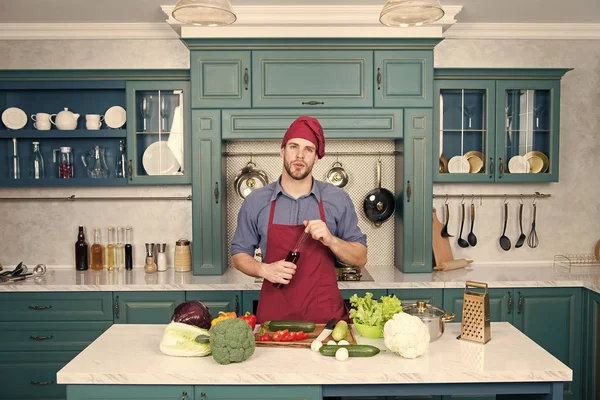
[432,208,454,268]
[255,323,357,348]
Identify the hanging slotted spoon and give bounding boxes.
[499,203,511,251]
[515,202,527,248]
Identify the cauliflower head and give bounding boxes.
[209,317,256,365]
[383,312,430,359]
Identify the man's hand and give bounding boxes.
[259,260,297,285]
[304,219,334,247]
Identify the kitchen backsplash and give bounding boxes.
[0,38,598,268]
[225,140,396,268]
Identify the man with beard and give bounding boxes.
[231,116,367,323]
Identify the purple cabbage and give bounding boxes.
[171,301,212,330]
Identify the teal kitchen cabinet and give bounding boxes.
[375,50,433,108]
[584,289,600,399]
[67,385,193,400]
[400,109,433,273]
[191,109,226,275]
[196,385,321,400]
[191,51,251,109]
[112,292,185,324]
[433,69,570,183]
[186,291,241,316]
[444,287,582,400]
[242,290,260,315]
[387,289,443,307]
[251,50,374,108]
[125,80,191,185]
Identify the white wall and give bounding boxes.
[0,38,598,268]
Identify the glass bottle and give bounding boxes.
[75,226,89,271]
[106,226,116,271]
[10,138,20,179]
[125,226,133,270]
[90,228,104,271]
[115,226,125,270]
[30,141,45,179]
[115,140,127,178]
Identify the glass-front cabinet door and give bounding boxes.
[434,80,496,182]
[495,80,560,182]
[125,81,191,184]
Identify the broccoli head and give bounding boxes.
[209,317,256,365]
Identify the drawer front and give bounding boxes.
[113,292,185,324]
[222,109,403,140]
[186,291,241,316]
[197,385,321,400]
[0,292,113,322]
[0,321,112,352]
[67,385,194,399]
[0,351,78,399]
[252,50,373,108]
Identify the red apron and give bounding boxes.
[256,198,347,324]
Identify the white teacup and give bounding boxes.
[31,113,51,130]
[86,114,104,130]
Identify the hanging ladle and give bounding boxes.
[457,199,470,248]
[467,198,477,247]
[499,201,511,251]
[441,196,453,238]
[515,197,527,248]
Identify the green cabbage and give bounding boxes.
[159,322,211,357]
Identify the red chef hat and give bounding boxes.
[281,116,325,159]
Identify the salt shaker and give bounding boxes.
[174,239,191,272]
[157,243,167,272]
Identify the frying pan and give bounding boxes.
[363,159,395,227]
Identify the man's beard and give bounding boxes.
[284,159,313,181]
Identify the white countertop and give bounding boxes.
[57,322,572,385]
[3,263,600,293]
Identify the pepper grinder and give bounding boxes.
[144,243,157,274]
[156,243,167,272]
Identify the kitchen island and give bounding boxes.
[57,322,571,400]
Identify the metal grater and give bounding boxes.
[460,281,491,344]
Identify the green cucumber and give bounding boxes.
[319,344,380,357]
[263,320,316,332]
[331,320,348,341]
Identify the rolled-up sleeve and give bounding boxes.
[231,199,260,256]
[336,191,367,247]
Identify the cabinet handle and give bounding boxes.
[301,101,324,105]
[181,391,188,400]
[114,296,120,319]
[517,292,523,314]
[234,294,240,315]
[29,335,53,341]
[214,182,219,204]
[200,392,206,400]
[30,381,54,385]
[499,157,504,178]
[489,157,494,179]
[128,159,133,181]
[507,291,513,314]
[406,180,411,203]
[377,68,382,90]
[243,68,249,90]
[28,305,52,310]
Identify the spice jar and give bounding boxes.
[174,238,191,272]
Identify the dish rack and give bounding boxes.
[554,253,600,272]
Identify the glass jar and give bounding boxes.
[174,238,191,272]
[53,146,74,178]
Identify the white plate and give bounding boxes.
[448,156,470,173]
[2,107,27,130]
[142,141,181,176]
[104,106,126,129]
[508,155,531,174]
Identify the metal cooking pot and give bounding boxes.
[233,161,269,199]
[402,301,455,342]
[326,161,349,188]
[363,158,395,226]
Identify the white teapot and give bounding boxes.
[50,108,80,130]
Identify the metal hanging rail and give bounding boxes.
[433,192,551,200]
[0,195,192,202]
[223,151,401,157]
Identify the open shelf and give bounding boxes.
[0,129,126,139]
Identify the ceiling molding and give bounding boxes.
[0,23,179,40]
[444,23,600,40]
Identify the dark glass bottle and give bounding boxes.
[75,225,89,270]
[274,251,300,289]
[125,226,133,270]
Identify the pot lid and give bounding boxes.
[403,301,446,319]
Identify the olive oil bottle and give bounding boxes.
[106,226,116,271]
[90,228,104,270]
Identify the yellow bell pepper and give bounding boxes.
[210,311,237,326]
